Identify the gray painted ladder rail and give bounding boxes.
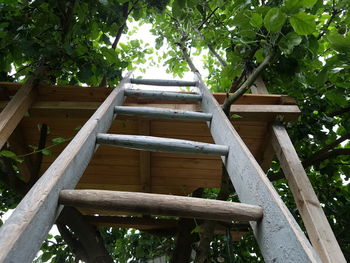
[194,73,322,262]
[59,190,263,222]
[96,134,229,156]
[0,72,133,263]
[124,89,202,101]
[115,106,213,121]
[130,78,197,86]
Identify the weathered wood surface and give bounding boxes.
[115,106,213,121]
[96,134,229,156]
[0,81,296,105]
[138,119,151,192]
[271,124,346,263]
[0,72,132,263]
[0,81,37,149]
[59,190,263,222]
[124,89,202,101]
[195,72,322,262]
[130,78,197,86]
[0,101,299,121]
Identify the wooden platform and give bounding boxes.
[0,82,300,197]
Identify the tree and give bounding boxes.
[0,0,349,262]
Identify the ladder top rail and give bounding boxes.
[114,106,212,121]
[130,78,197,86]
[194,72,322,262]
[96,133,229,156]
[0,72,133,263]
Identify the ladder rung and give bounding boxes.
[124,89,202,101]
[96,134,229,156]
[130,78,197,86]
[114,106,212,121]
[59,190,263,222]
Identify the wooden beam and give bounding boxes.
[195,73,322,262]
[0,81,37,149]
[229,104,300,122]
[0,72,132,263]
[271,124,346,263]
[138,119,151,192]
[96,134,229,156]
[59,190,264,222]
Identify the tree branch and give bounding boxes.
[193,27,227,67]
[303,148,350,167]
[222,52,274,114]
[197,7,219,31]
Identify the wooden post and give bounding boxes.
[0,72,133,263]
[271,124,346,263]
[195,72,322,262]
[253,75,346,262]
[59,190,264,222]
[0,82,37,149]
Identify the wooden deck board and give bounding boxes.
[0,82,301,197]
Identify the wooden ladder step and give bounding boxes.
[124,89,202,101]
[115,106,212,121]
[59,190,263,222]
[96,134,229,156]
[130,78,197,86]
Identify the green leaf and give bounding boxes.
[52,137,66,144]
[254,48,264,62]
[278,32,302,54]
[290,12,316,35]
[327,32,350,54]
[191,225,201,233]
[250,13,263,28]
[41,149,51,156]
[230,114,242,119]
[302,0,317,8]
[0,150,17,159]
[264,8,287,33]
[90,21,99,40]
[41,252,51,262]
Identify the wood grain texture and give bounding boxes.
[0,72,132,263]
[0,81,37,148]
[115,106,213,121]
[139,119,151,192]
[195,72,322,262]
[271,124,346,263]
[124,89,202,101]
[59,190,263,222]
[96,134,229,156]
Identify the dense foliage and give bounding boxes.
[0,0,349,262]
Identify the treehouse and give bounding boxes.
[0,73,345,263]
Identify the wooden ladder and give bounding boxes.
[0,72,323,262]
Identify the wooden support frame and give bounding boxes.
[253,75,346,262]
[0,81,37,149]
[271,124,346,263]
[195,72,322,262]
[0,72,133,263]
[59,190,263,222]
